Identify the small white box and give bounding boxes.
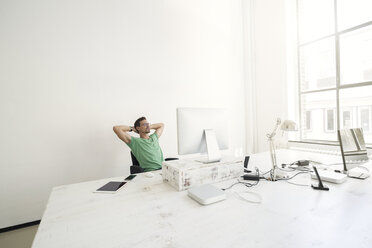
[162,156,243,191]
[311,170,347,184]
[188,184,226,205]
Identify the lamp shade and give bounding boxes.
[280,120,297,131]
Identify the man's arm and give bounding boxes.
[150,123,164,138]
[113,125,134,144]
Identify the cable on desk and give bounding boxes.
[234,191,262,204]
[259,169,272,176]
[280,160,300,168]
[288,165,311,172]
[276,171,309,181]
[261,170,310,182]
[278,167,296,172]
[286,180,311,187]
[281,160,316,171]
[256,168,276,181]
[221,168,260,191]
[222,178,260,191]
[229,165,311,188]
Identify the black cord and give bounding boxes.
[222,168,260,191]
[221,180,259,191]
[260,169,310,182]
[222,167,310,189]
[281,161,298,168]
[281,160,312,172]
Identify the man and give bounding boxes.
[113,117,164,172]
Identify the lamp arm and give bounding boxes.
[266,118,281,181]
[266,118,281,139]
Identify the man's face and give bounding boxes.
[137,119,150,134]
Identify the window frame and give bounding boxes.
[296,0,372,145]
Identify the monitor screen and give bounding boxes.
[177,108,229,155]
[338,128,369,169]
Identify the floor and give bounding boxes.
[0,225,38,248]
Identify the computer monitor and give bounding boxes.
[338,128,369,171]
[177,107,229,163]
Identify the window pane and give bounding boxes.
[340,25,372,85]
[300,37,336,91]
[326,109,335,131]
[342,110,352,129]
[298,0,334,43]
[301,90,337,141]
[340,85,372,144]
[337,0,372,31]
[306,111,312,130]
[360,108,371,132]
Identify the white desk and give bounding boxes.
[32,149,372,248]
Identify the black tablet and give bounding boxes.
[125,175,137,181]
[94,181,126,193]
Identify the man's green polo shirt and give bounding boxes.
[127,133,163,172]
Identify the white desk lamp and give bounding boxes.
[266,118,297,181]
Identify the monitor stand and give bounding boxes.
[195,129,222,164]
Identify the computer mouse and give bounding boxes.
[145,172,154,178]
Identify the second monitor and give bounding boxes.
[177,107,229,163]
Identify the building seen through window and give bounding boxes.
[298,0,372,145]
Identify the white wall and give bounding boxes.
[0,0,246,228]
[242,0,258,154]
[249,0,292,152]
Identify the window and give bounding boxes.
[297,0,372,145]
[325,109,336,132]
[305,110,312,130]
[359,106,371,132]
[341,108,352,129]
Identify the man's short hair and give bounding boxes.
[134,117,146,131]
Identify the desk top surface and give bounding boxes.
[32,149,372,248]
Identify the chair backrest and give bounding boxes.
[130,152,140,166]
[130,152,178,171]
